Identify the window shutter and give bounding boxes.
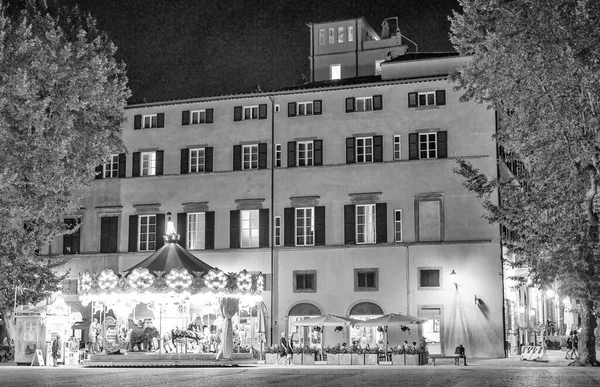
[435,90,446,106]
[156,150,164,175]
[233,145,242,171]
[284,207,295,246]
[128,215,138,252]
[344,204,356,244]
[177,213,187,248]
[259,208,269,247]
[182,110,190,125]
[437,131,447,159]
[118,153,126,178]
[314,139,323,166]
[234,106,242,121]
[287,141,296,168]
[132,152,141,177]
[346,137,356,164]
[258,143,268,169]
[180,149,189,174]
[313,100,322,115]
[95,165,103,179]
[109,217,118,253]
[157,113,165,128]
[205,147,213,172]
[230,210,240,248]
[100,218,109,253]
[134,114,142,130]
[288,102,297,117]
[373,135,383,162]
[376,203,387,244]
[206,108,214,123]
[156,214,165,250]
[259,104,268,119]
[315,206,325,246]
[373,95,383,111]
[408,92,418,108]
[408,133,419,160]
[205,211,215,250]
[346,97,355,113]
[101,217,118,253]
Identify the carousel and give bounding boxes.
[77,214,265,366]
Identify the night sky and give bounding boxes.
[58,0,460,104]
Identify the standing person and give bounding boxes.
[565,332,573,359]
[572,331,579,359]
[52,335,62,367]
[275,332,288,365]
[89,318,100,354]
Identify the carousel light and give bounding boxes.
[127,268,155,290]
[165,268,193,290]
[204,269,228,291]
[79,272,93,294]
[98,269,119,292]
[163,212,180,243]
[236,270,253,293]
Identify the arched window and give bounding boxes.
[349,302,383,316]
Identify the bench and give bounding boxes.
[428,355,466,366]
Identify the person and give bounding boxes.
[286,333,294,365]
[275,332,288,365]
[89,318,100,354]
[572,331,579,359]
[52,335,62,367]
[454,344,467,366]
[565,333,573,359]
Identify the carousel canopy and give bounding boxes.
[122,242,214,276]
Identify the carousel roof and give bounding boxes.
[123,242,214,276]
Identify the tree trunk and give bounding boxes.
[572,299,599,366]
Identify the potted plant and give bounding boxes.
[364,345,380,365]
[325,345,340,365]
[264,345,280,364]
[292,345,303,365]
[349,344,365,365]
[390,345,405,365]
[301,346,318,365]
[404,338,427,365]
[338,344,351,365]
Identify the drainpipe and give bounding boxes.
[309,23,314,83]
[269,95,276,346]
[355,18,359,78]
[406,245,410,315]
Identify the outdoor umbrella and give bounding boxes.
[291,314,359,359]
[257,302,267,360]
[357,313,427,358]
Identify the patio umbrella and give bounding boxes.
[357,313,428,358]
[257,302,267,360]
[291,315,359,359]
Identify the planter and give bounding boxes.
[292,354,303,365]
[405,354,424,365]
[302,353,316,365]
[391,354,405,365]
[339,353,351,365]
[351,353,365,365]
[365,353,379,365]
[420,352,428,364]
[326,353,339,365]
[265,353,278,364]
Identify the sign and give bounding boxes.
[30,349,44,367]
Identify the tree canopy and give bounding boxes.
[0,0,129,323]
[450,0,600,365]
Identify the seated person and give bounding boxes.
[454,344,467,365]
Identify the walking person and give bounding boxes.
[285,333,294,365]
[565,332,573,359]
[572,331,579,359]
[51,335,62,367]
[275,332,288,365]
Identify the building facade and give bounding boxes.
[51,17,505,358]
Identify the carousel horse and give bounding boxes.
[127,319,146,351]
[143,325,160,352]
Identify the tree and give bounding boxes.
[450,0,600,366]
[0,0,130,341]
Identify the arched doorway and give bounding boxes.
[288,302,321,349]
[349,301,384,348]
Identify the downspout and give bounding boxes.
[309,23,314,83]
[406,245,410,315]
[269,95,276,346]
[495,109,508,357]
[355,18,359,78]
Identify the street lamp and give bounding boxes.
[450,270,459,290]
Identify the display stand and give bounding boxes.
[31,349,45,366]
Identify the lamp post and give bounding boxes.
[450,270,458,290]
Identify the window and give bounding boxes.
[295,207,314,246]
[103,154,119,178]
[330,64,341,80]
[143,114,157,129]
[240,209,260,248]
[242,145,259,170]
[243,106,259,120]
[297,141,314,166]
[328,28,335,44]
[298,101,314,116]
[356,97,373,112]
[355,268,378,291]
[318,29,325,45]
[187,212,205,250]
[141,152,156,176]
[139,215,156,251]
[395,210,403,242]
[420,269,440,287]
[356,137,373,163]
[274,216,282,246]
[233,143,267,171]
[415,193,444,242]
[100,216,118,253]
[189,148,205,173]
[63,218,80,254]
[408,90,446,108]
[394,135,401,160]
[275,104,280,112]
[338,26,344,43]
[419,92,436,106]
[348,25,354,42]
[191,110,206,124]
[356,204,376,244]
[419,133,437,159]
[294,270,316,293]
[275,144,282,168]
